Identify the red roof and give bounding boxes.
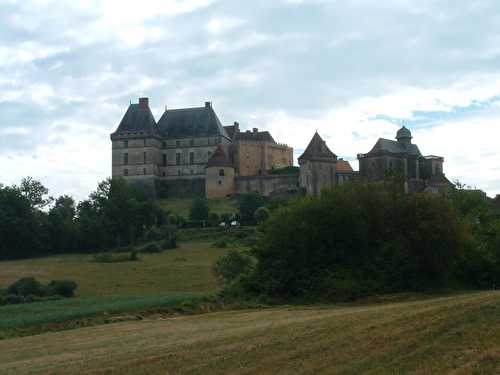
[337,160,354,173]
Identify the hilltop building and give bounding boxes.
[110,98,295,198]
[111,98,447,198]
[357,126,450,193]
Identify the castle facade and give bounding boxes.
[110,98,448,198]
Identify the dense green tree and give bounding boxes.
[254,206,270,224]
[237,193,265,225]
[189,197,209,221]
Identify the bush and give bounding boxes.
[254,206,270,224]
[213,250,254,286]
[1,294,23,305]
[212,240,228,248]
[92,252,139,262]
[48,280,78,297]
[7,277,46,297]
[140,243,162,253]
[189,198,209,221]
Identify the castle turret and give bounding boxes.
[396,126,412,145]
[298,132,338,196]
[205,145,236,198]
[110,97,161,180]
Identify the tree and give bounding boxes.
[254,206,270,224]
[237,193,265,225]
[18,177,53,210]
[0,185,42,259]
[189,198,209,221]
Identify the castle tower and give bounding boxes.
[298,132,338,196]
[110,97,161,183]
[205,145,236,198]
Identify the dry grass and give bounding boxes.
[1,291,499,374]
[0,242,229,297]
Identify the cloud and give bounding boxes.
[0,0,500,199]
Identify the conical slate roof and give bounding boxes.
[113,100,159,135]
[206,145,233,168]
[298,132,337,163]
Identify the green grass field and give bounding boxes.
[0,241,229,297]
[0,291,499,374]
[159,197,238,217]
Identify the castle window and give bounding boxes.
[143,168,147,175]
[178,170,181,175]
[143,139,146,147]
[190,139,194,147]
[218,180,222,185]
[163,154,167,166]
[124,153,128,165]
[143,152,147,164]
[124,168,128,176]
[176,153,181,165]
[124,140,128,148]
[176,140,180,147]
[162,172,166,177]
[162,142,166,149]
[190,170,194,175]
[219,169,225,177]
[189,152,194,164]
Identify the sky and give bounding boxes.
[0,0,499,200]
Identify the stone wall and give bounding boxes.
[206,166,236,198]
[299,160,337,196]
[234,140,293,176]
[235,174,299,196]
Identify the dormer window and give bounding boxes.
[124,140,128,148]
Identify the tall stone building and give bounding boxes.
[358,126,450,193]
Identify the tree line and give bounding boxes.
[215,179,500,301]
[0,177,163,259]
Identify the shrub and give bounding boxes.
[140,243,162,253]
[1,294,22,305]
[7,277,46,297]
[213,250,254,286]
[48,280,78,297]
[92,252,139,262]
[254,206,270,224]
[237,193,265,225]
[212,240,228,248]
[189,198,209,221]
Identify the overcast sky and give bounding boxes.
[1,0,499,200]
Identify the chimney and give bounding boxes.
[234,121,240,131]
[205,101,212,108]
[252,127,258,134]
[139,97,149,109]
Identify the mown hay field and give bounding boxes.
[1,291,499,374]
[0,241,229,297]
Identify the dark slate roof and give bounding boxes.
[157,105,229,139]
[396,126,412,140]
[236,130,275,143]
[366,138,422,156]
[113,104,159,134]
[224,123,240,140]
[298,132,337,162]
[206,145,233,168]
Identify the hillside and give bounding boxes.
[159,197,238,217]
[1,291,499,374]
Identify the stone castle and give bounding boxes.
[110,98,449,197]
